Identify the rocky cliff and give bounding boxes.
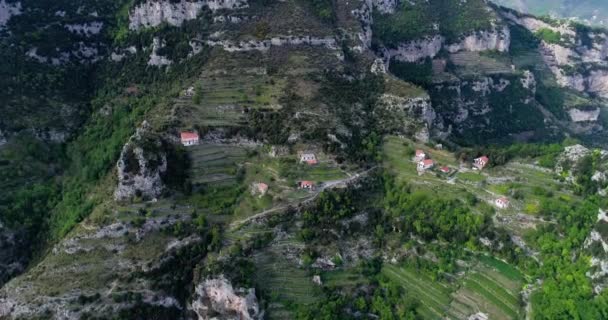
[191,277,262,320]
[114,121,168,201]
[129,0,248,30]
[0,0,21,29]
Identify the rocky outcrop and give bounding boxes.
[148,37,172,66]
[204,35,339,53]
[384,36,444,63]
[504,9,608,99]
[111,46,137,62]
[129,0,248,30]
[569,107,601,122]
[445,26,511,53]
[191,276,262,320]
[65,21,104,36]
[384,27,510,63]
[501,10,576,39]
[371,0,397,14]
[114,121,167,201]
[585,70,608,99]
[0,0,21,29]
[585,210,608,293]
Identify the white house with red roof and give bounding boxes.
[180,131,199,146]
[473,156,489,170]
[414,149,426,161]
[299,181,315,190]
[251,182,269,197]
[300,152,318,165]
[495,197,510,209]
[417,159,435,171]
[440,166,451,173]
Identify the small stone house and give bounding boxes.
[495,197,510,209]
[473,156,489,170]
[418,159,435,171]
[181,131,199,146]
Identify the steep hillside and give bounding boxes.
[1,0,608,319]
[493,0,608,26]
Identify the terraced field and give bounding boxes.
[451,257,524,320]
[253,239,317,320]
[382,265,455,319]
[449,52,514,76]
[175,70,285,129]
[384,256,524,320]
[188,143,248,185]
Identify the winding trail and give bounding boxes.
[228,167,377,230]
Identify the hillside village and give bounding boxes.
[1,0,608,319]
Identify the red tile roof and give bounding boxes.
[300,181,314,187]
[257,183,268,192]
[440,166,450,173]
[476,156,489,163]
[422,159,434,166]
[180,132,199,141]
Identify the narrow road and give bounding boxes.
[228,167,376,230]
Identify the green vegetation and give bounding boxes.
[372,0,495,47]
[535,28,562,44]
[389,58,433,86]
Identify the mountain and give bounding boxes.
[493,0,608,26]
[1,0,608,319]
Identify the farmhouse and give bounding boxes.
[473,156,489,170]
[495,197,510,209]
[418,159,435,171]
[300,152,318,165]
[251,182,268,197]
[414,149,426,161]
[180,131,199,146]
[299,181,315,190]
[440,166,450,173]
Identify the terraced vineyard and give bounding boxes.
[188,143,248,185]
[384,256,524,320]
[253,239,317,320]
[450,51,514,76]
[175,70,285,129]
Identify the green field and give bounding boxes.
[383,256,524,320]
[254,241,319,320]
[188,143,248,185]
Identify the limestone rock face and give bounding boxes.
[569,108,601,123]
[191,276,262,320]
[148,37,172,66]
[129,0,248,30]
[371,0,398,14]
[114,121,167,201]
[0,0,21,29]
[445,26,511,53]
[384,26,510,63]
[586,70,608,99]
[384,36,444,63]
[375,91,444,140]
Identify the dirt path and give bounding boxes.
[228,167,376,230]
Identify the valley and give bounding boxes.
[1,0,608,319]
